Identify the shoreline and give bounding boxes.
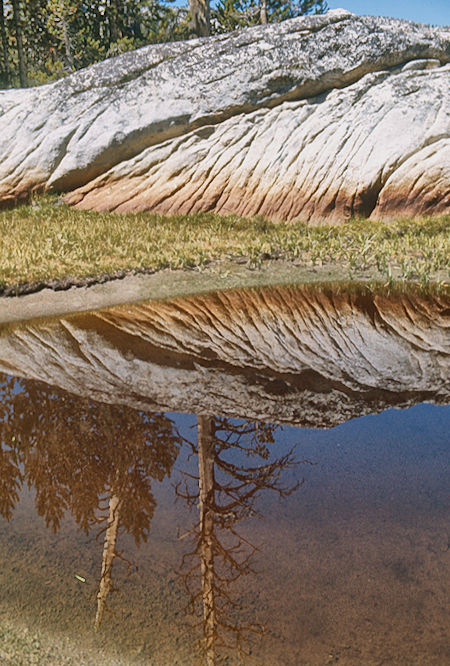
[1,259,448,325]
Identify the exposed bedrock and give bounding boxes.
[0,11,449,222]
[0,285,448,427]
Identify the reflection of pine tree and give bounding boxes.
[0,372,181,627]
[0,375,23,520]
[178,415,302,664]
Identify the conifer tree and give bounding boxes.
[0,0,10,86]
[11,0,26,85]
[0,0,327,88]
[215,0,327,32]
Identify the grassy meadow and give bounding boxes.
[0,196,448,292]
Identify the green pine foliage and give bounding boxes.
[214,0,327,32]
[0,0,326,88]
[1,0,191,87]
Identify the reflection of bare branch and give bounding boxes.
[178,416,303,664]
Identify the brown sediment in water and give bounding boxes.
[0,400,448,665]
[0,280,448,663]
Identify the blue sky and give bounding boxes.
[327,1,450,26]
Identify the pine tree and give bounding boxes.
[189,0,211,37]
[47,0,76,71]
[0,0,328,88]
[0,0,10,87]
[214,0,327,32]
[11,0,26,85]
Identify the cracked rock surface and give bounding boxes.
[0,10,449,222]
[0,285,448,428]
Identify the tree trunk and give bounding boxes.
[0,0,10,87]
[11,0,26,86]
[109,0,121,43]
[95,492,121,630]
[197,415,216,665]
[260,0,268,24]
[189,0,210,38]
[62,18,74,71]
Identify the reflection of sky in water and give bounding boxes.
[0,372,448,663]
[0,279,448,663]
[169,404,449,501]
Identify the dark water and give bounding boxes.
[0,284,448,664]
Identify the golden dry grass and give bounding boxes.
[0,196,448,289]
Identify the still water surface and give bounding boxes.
[0,283,448,664]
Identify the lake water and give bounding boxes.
[0,283,448,664]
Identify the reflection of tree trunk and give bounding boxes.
[0,0,10,87]
[197,415,216,665]
[189,0,210,37]
[95,492,121,630]
[11,0,26,86]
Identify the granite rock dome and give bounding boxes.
[0,10,449,222]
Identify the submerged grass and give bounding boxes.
[0,196,448,290]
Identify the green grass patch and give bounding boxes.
[0,196,448,289]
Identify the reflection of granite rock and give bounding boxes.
[0,286,448,427]
[0,12,449,221]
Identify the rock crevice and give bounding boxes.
[0,10,449,221]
